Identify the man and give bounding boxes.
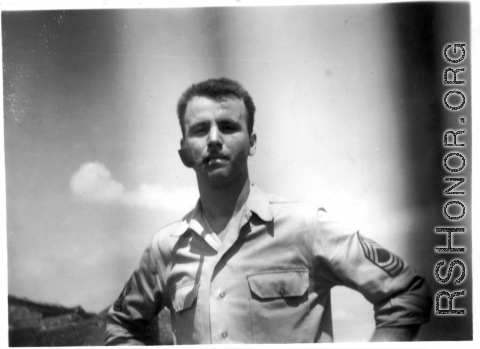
[105,77,431,345]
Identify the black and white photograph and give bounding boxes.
[1,1,475,346]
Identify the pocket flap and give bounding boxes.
[247,270,309,299]
[171,282,200,313]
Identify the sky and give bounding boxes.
[1,1,476,343]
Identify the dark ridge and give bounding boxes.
[8,294,174,346]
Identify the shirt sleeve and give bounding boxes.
[105,242,164,345]
[311,209,432,328]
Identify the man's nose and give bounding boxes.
[207,126,222,148]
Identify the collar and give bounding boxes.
[172,201,222,251]
[174,200,204,237]
[244,183,274,222]
[176,182,274,238]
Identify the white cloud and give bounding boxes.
[122,183,198,212]
[70,163,125,203]
[70,162,198,211]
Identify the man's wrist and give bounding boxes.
[370,324,421,342]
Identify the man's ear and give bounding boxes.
[178,138,196,168]
[249,133,257,156]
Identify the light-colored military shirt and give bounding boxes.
[105,184,431,345]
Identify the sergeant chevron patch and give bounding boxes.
[358,232,404,277]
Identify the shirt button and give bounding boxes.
[222,331,228,339]
[219,291,225,299]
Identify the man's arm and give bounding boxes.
[311,209,432,341]
[371,325,420,341]
[105,243,164,346]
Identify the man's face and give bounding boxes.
[181,96,256,187]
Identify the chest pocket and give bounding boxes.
[247,270,310,343]
[169,282,204,344]
[170,282,200,313]
[248,270,309,299]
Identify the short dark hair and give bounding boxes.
[177,77,256,136]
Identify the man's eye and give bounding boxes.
[190,127,208,135]
[221,124,238,133]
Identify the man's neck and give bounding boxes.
[197,177,250,234]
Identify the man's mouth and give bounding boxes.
[203,154,228,164]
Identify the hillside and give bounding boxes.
[8,295,173,346]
